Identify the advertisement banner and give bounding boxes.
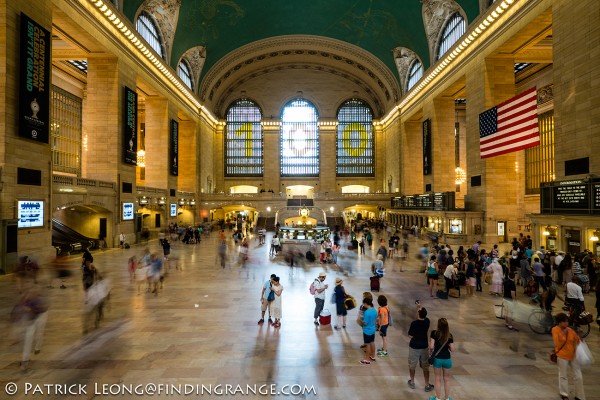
[123,86,137,165]
[170,119,178,176]
[423,119,431,175]
[19,13,51,143]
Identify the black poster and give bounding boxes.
[123,86,137,165]
[423,119,431,175]
[170,119,178,176]
[19,13,51,143]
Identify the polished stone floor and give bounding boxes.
[0,231,599,400]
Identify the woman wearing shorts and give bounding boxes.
[427,256,439,297]
[429,318,455,400]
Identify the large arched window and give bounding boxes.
[406,60,423,91]
[136,12,165,59]
[336,99,374,177]
[280,99,319,177]
[436,13,466,60]
[225,99,263,176]
[177,59,193,90]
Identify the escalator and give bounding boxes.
[52,219,98,255]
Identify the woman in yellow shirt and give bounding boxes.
[551,313,585,400]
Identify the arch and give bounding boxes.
[341,185,371,194]
[280,98,319,177]
[135,0,182,62]
[336,99,374,177]
[136,11,167,60]
[229,185,258,194]
[421,0,464,64]
[180,46,206,93]
[201,35,400,117]
[225,98,263,177]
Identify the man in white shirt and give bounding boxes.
[313,272,328,325]
[119,233,126,248]
[553,251,565,283]
[565,277,585,316]
[270,236,280,256]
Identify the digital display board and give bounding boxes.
[18,200,44,228]
[540,179,600,215]
[170,204,177,217]
[122,202,134,221]
[391,192,455,211]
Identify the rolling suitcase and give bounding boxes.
[370,275,380,291]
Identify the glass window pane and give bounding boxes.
[407,60,423,91]
[280,99,319,177]
[225,99,263,177]
[336,99,374,177]
[525,110,554,194]
[178,60,193,90]
[136,13,164,59]
[436,13,466,61]
[51,85,82,176]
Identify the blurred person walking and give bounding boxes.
[12,286,48,371]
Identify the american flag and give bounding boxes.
[479,87,540,159]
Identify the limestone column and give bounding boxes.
[178,118,197,193]
[319,121,337,193]
[401,120,423,195]
[552,0,600,176]
[424,96,456,193]
[262,123,280,193]
[383,120,400,193]
[144,97,169,189]
[466,56,523,244]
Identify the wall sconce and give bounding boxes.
[139,196,149,205]
[158,197,166,205]
[136,149,146,167]
[179,199,185,206]
[190,200,196,206]
[591,230,600,242]
[542,230,550,236]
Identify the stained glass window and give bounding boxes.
[436,13,466,61]
[280,99,319,177]
[51,85,82,176]
[136,12,165,59]
[225,99,263,176]
[336,99,374,177]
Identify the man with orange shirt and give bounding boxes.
[551,313,585,400]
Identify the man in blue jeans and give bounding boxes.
[358,298,377,365]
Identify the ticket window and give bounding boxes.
[449,219,463,234]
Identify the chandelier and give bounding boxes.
[455,167,466,185]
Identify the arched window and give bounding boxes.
[336,99,374,177]
[406,60,423,91]
[225,99,263,176]
[280,99,319,177]
[136,12,165,59]
[177,59,193,90]
[436,13,466,61]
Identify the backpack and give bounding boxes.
[309,280,317,295]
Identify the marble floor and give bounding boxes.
[0,232,599,400]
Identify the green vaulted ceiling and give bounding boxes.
[123,0,480,86]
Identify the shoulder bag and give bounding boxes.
[550,329,569,363]
[428,337,449,365]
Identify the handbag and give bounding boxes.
[551,330,569,363]
[267,290,275,302]
[344,295,356,310]
[428,337,449,365]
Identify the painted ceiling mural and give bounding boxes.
[123,0,480,87]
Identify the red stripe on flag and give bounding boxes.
[480,138,540,159]
[480,121,539,145]
[480,131,540,151]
